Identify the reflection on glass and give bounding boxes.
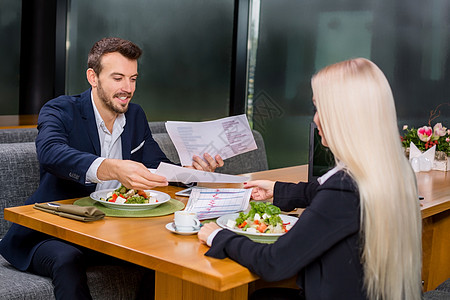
[248,0,450,169]
[66,0,233,121]
[0,1,21,115]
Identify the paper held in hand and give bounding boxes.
[184,187,252,220]
[155,162,249,184]
[165,114,257,166]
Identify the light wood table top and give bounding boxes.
[415,170,450,218]
[4,165,449,297]
[203,165,450,219]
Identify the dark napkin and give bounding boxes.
[34,202,105,222]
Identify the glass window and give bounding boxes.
[249,0,450,169]
[0,0,21,115]
[66,0,234,121]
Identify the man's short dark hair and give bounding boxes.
[87,37,142,75]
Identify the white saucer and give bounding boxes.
[165,222,200,235]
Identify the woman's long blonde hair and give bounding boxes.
[311,58,422,300]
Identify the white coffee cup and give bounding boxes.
[174,211,201,231]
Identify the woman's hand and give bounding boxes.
[243,180,276,200]
[198,222,221,245]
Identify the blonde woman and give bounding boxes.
[198,58,422,300]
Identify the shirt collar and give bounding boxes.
[317,163,344,185]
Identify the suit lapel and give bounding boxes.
[80,89,101,156]
[121,116,131,160]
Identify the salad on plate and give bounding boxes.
[100,185,158,204]
[226,201,293,234]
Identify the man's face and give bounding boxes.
[94,52,138,114]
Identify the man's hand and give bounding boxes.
[97,159,168,190]
[186,153,224,172]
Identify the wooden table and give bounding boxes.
[415,171,450,291]
[4,165,449,297]
[0,115,38,129]
[4,185,257,300]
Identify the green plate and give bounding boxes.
[74,197,184,218]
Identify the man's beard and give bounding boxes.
[97,80,131,114]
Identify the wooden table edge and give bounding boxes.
[3,200,259,292]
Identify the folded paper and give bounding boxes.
[409,142,435,172]
[155,162,249,184]
[34,202,105,222]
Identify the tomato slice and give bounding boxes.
[109,193,118,202]
[238,221,247,228]
[257,223,268,233]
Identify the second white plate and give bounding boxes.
[216,213,298,243]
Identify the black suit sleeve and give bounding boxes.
[273,180,320,211]
[205,173,360,283]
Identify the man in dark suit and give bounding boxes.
[0,37,223,299]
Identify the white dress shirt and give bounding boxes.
[85,93,126,190]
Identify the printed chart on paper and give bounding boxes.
[185,188,252,220]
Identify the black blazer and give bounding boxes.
[206,171,367,300]
[0,89,172,271]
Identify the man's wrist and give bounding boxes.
[86,157,106,183]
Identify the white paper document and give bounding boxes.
[185,187,252,220]
[165,114,257,166]
[155,162,249,184]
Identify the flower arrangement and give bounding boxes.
[401,103,450,158]
[401,123,450,156]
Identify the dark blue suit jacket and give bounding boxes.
[206,171,367,300]
[0,89,172,270]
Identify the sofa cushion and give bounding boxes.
[0,255,54,299]
[0,142,40,238]
[148,121,167,134]
[0,255,148,300]
[0,128,38,143]
[424,278,450,300]
[0,124,164,144]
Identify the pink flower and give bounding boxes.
[433,123,447,137]
[418,126,433,142]
[446,137,450,143]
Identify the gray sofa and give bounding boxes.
[0,123,267,299]
[0,142,148,299]
[0,127,38,143]
[0,122,268,174]
[0,122,166,143]
[424,278,450,300]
